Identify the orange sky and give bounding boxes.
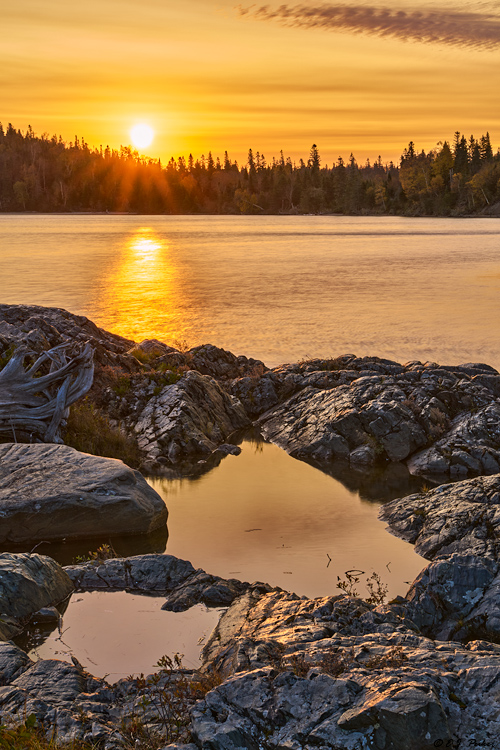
[3,0,500,165]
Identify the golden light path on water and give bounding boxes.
[97,227,191,345]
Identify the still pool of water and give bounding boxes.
[1,214,500,369]
[16,595,221,681]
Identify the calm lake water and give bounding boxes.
[3,213,499,677]
[1,214,500,369]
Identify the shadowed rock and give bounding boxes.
[0,553,73,639]
[134,370,250,472]
[0,443,167,544]
[65,553,254,611]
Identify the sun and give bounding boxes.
[130,123,154,150]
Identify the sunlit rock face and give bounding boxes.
[0,443,167,544]
[191,583,500,750]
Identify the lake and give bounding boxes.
[1,214,500,369]
[3,213,499,677]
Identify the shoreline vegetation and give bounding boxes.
[1,123,500,217]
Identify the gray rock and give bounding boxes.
[256,356,500,480]
[0,553,73,639]
[134,369,250,472]
[230,374,279,417]
[190,583,500,750]
[408,402,500,479]
[0,443,167,543]
[65,553,252,610]
[380,473,500,561]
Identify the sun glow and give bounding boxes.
[130,123,154,150]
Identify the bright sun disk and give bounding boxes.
[130,123,154,149]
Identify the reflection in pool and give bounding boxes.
[150,438,426,601]
[16,593,221,682]
[13,440,429,679]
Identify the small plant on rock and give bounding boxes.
[122,653,224,749]
[74,543,117,564]
[337,568,388,605]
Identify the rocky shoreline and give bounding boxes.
[1,304,500,749]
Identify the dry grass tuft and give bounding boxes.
[63,399,141,467]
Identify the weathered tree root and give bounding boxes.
[0,342,94,443]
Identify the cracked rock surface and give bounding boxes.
[134,370,250,473]
[256,356,500,480]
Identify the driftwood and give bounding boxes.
[0,342,94,443]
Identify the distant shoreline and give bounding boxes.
[2,209,500,219]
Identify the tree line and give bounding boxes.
[0,122,499,215]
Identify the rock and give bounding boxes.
[65,553,252,610]
[189,344,267,380]
[191,583,500,750]
[380,473,500,561]
[134,370,250,472]
[0,443,167,543]
[230,374,279,417]
[257,357,500,480]
[408,402,500,479]
[0,553,73,639]
[405,554,499,638]
[0,304,137,374]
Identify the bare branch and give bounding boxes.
[0,342,94,443]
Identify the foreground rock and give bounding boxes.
[65,553,265,610]
[0,553,73,639]
[3,551,500,748]
[190,588,500,750]
[0,443,167,543]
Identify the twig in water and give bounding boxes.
[29,540,50,554]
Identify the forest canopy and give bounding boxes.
[1,123,499,216]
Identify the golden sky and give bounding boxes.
[2,0,500,165]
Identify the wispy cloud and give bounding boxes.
[237,3,500,49]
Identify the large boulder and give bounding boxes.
[0,443,167,543]
[0,553,73,639]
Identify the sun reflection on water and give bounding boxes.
[98,228,189,343]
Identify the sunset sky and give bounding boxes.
[3,0,500,165]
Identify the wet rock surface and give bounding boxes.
[0,443,167,543]
[0,553,73,640]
